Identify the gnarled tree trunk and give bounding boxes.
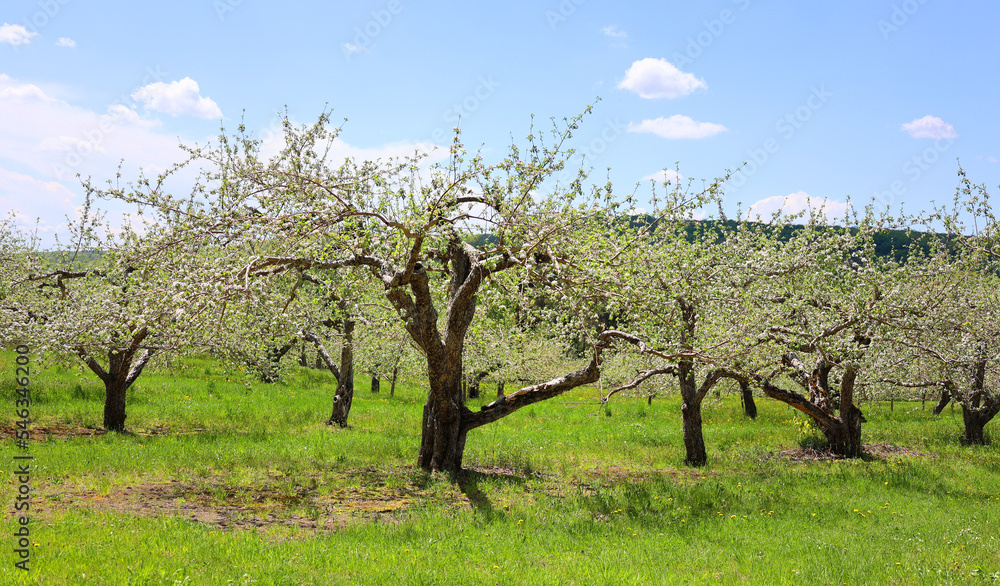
[962,405,990,445]
[959,356,999,445]
[763,355,865,458]
[77,330,154,432]
[418,386,467,472]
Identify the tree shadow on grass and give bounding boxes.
[456,467,530,520]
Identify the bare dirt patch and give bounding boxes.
[27,468,452,535]
[1,422,193,441]
[1,422,106,441]
[777,442,933,462]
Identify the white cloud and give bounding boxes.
[989,156,998,164]
[602,25,628,38]
[641,169,683,184]
[55,37,76,48]
[627,115,727,139]
[0,79,55,103]
[101,103,160,128]
[131,77,223,119]
[617,58,706,99]
[746,191,851,222]
[901,115,957,139]
[0,23,38,46]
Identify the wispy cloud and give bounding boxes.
[627,115,727,139]
[901,115,957,139]
[55,37,76,48]
[602,25,628,39]
[618,58,706,99]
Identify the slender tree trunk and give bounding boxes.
[496,381,505,398]
[390,366,398,397]
[327,320,355,427]
[303,325,355,427]
[740,379,757,419]
[371,372,380,394]
[676,298,709,467]
[468,376,480,399]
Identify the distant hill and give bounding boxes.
[468,217,954,263]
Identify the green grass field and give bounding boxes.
[2,351,999,585]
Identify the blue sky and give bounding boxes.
[2,0,998,246]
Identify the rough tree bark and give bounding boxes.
[595,300,737,467]
[371,371,380,394]
[960,357,1000,445]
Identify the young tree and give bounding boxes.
[299,272,361,427]
[877,246,1000,445]
[351,299,413,399]
[5,214,207,431]
[885,168,1000,444]
[597,213,802,465]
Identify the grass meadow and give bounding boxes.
[2,349,999,585]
